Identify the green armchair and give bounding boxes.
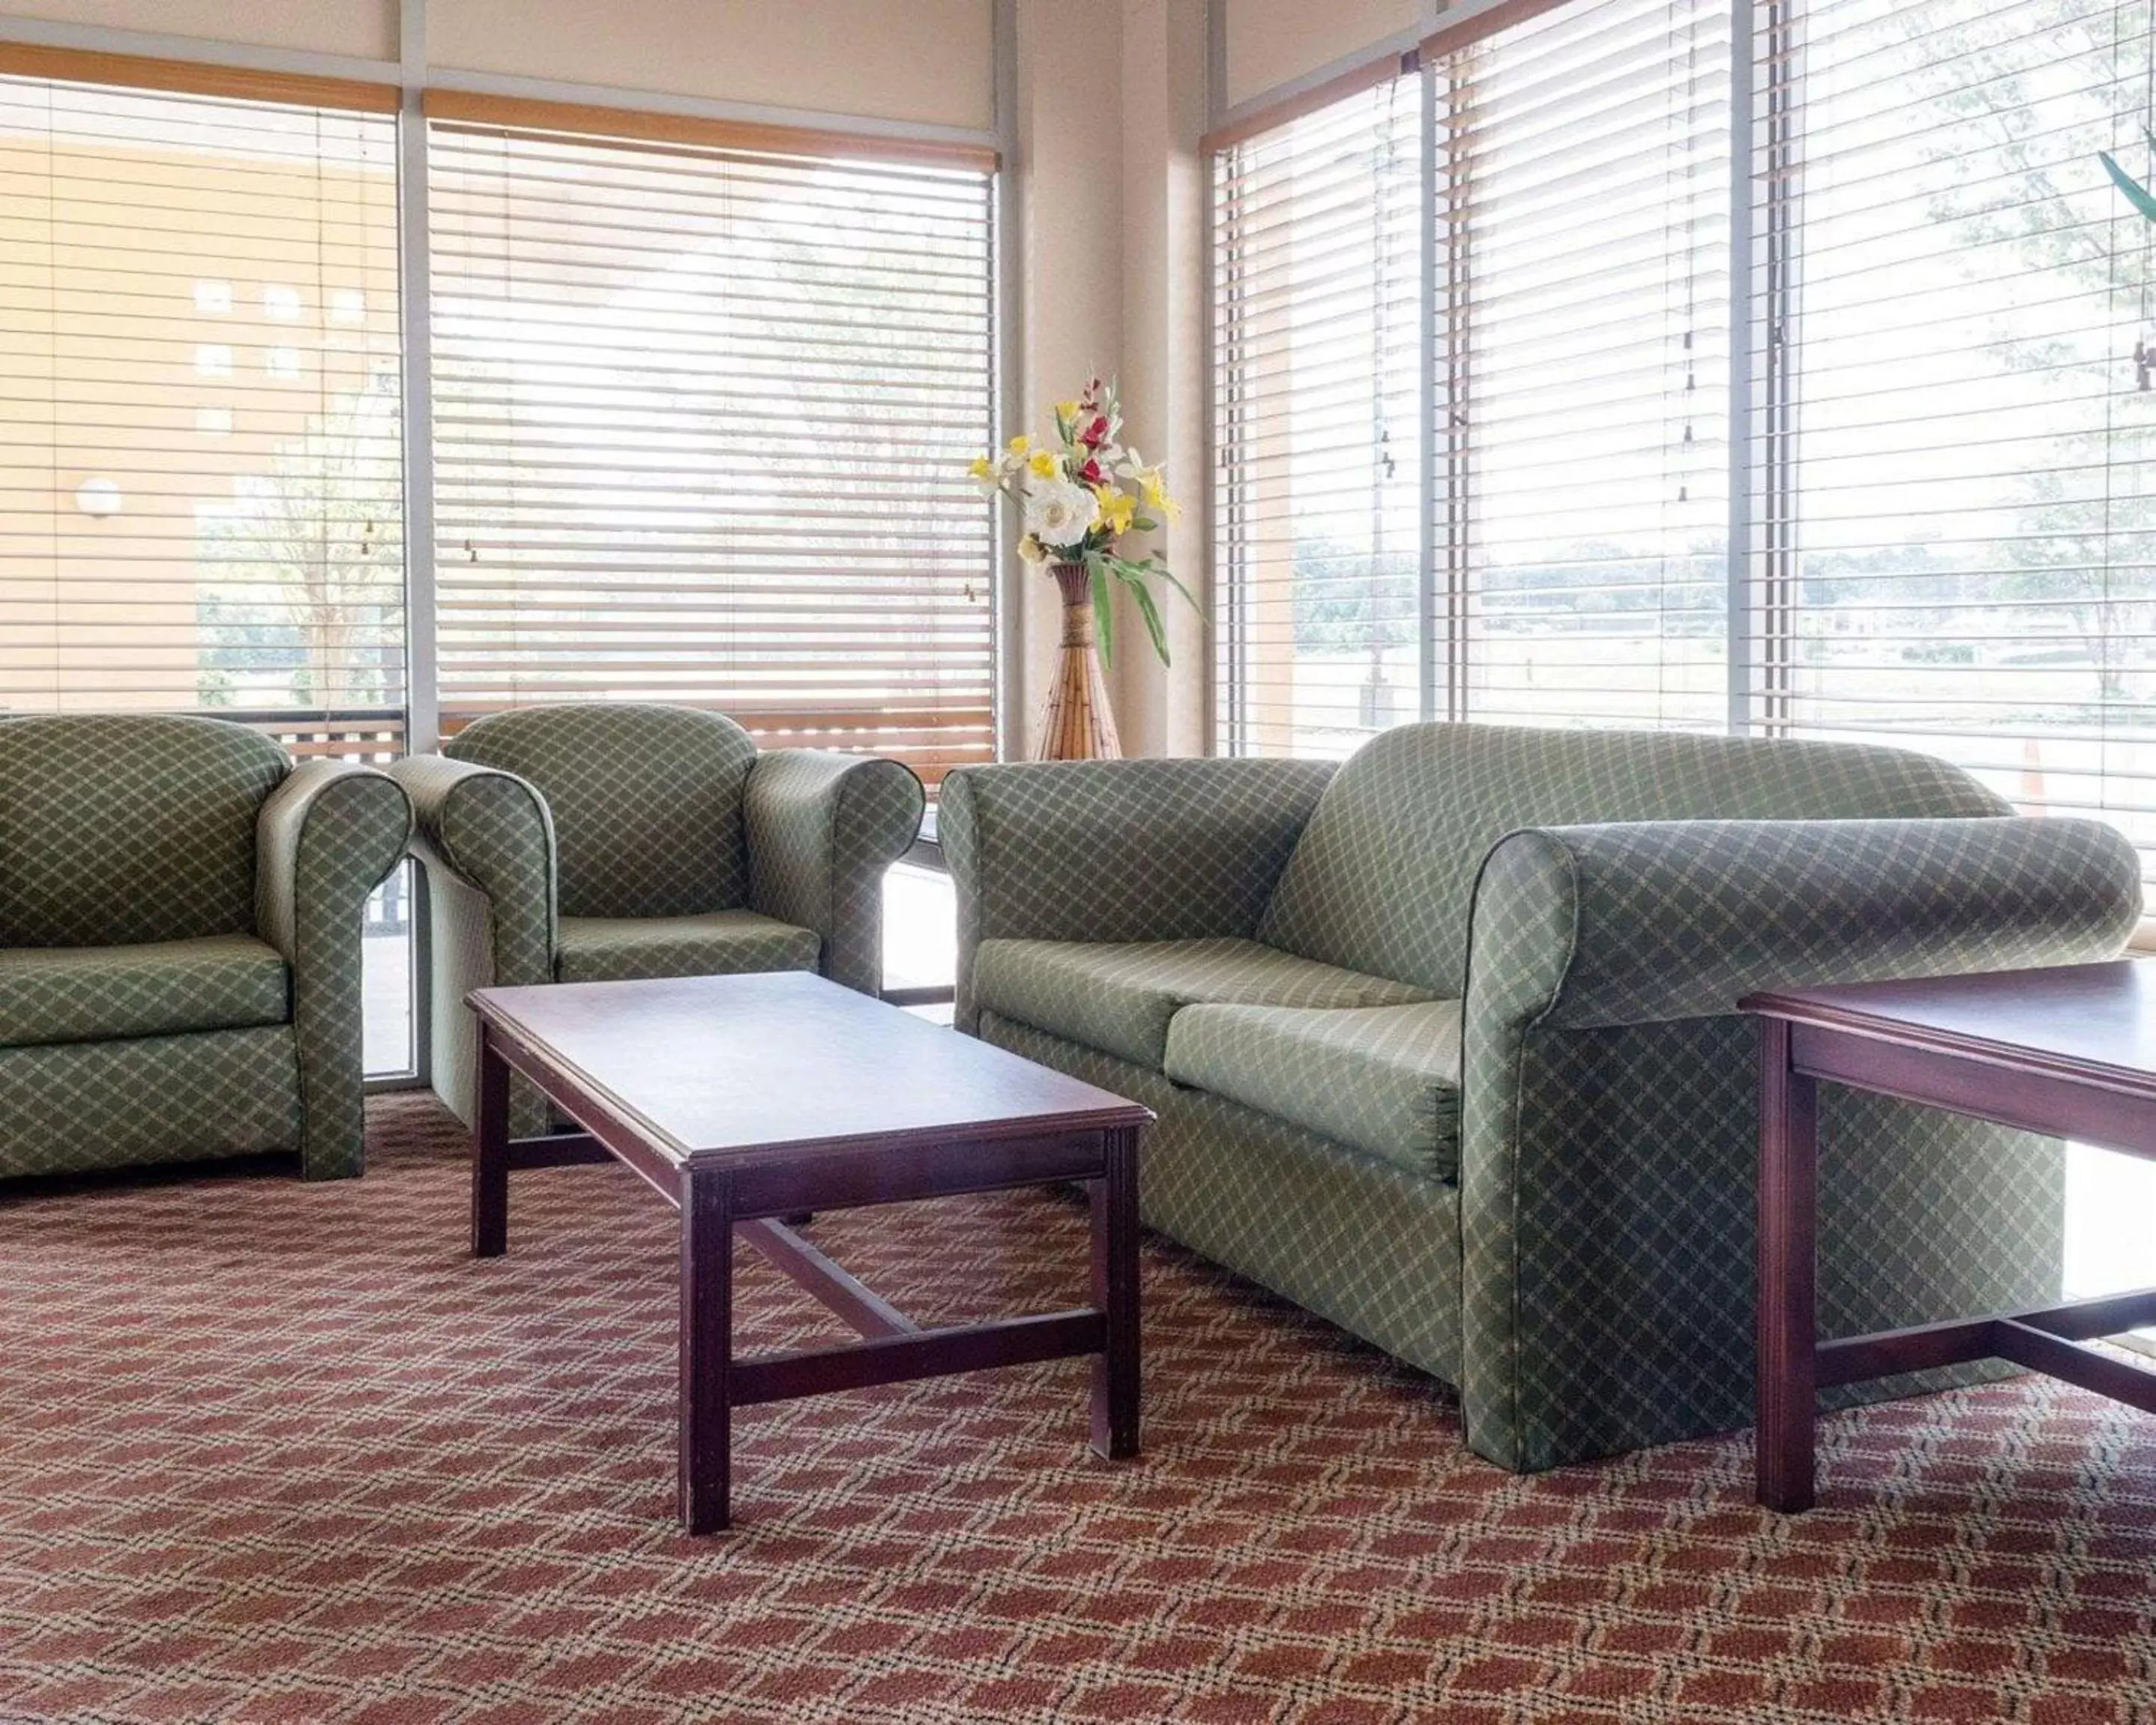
[943,724,2145,1471]
[392,703,925,1131]
[0,714,412,1183]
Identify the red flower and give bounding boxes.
[1081,415,1109,448]
[1080,457,1105,484]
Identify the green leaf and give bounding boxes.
[1149,563,1204,619]
[1089,562,1114,667]
[2101,149,2156,223]
[1127,575,1170,667]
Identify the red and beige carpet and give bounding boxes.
[1,1095,2153,1724]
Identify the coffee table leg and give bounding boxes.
[1757,1017,1819,1513]
[1090,1124,1141,1461]
[679,1168,734,1533]
[472,1022,511,1259]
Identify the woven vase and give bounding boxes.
[1034,562,1121,761]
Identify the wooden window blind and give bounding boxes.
[1212,70,1423,758]
[0,67,404,733]
[426,111,997,785]
[1449,0,1733,730]
[1748,0,2156,889]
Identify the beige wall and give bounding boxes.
[0,1,397,60]
[1221,0,1424,109]
[430,0,994,129]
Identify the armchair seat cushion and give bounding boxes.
[1164,1000,1464,1181]
[0,934,290,1050]
[972,935,1431,1070]
[552,910,820,985]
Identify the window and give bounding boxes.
[1212,0,2156,901]
[0,70,404,728]
[426,106,998,787]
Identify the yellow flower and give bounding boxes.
[1053,399,1080,423]
[1028,450,1059,478]
[1095,487,1136,535]
[967,455,996,482]
[1138,468,1181,521]
[1017,533,1048,565]
[1007,433,1033,455]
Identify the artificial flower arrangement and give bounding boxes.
[969,377,1196,665]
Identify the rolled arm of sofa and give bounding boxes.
[1470,815,2143,1032]
[744,749,925,995]
[941,757,1339,1032]
[256,760,413,1181]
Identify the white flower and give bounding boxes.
[1022,478,1099,549]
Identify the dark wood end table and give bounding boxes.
[466,970,1152,1533]
[1744,959,2156,1513]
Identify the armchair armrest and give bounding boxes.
[255,759,412,1180]
[940,757,1337,1032]
[389,753,557,988]
[1468,816,2143,1032]
[743,749,925,996]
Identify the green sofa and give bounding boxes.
[942,723,2144,1471]
[392,702,925,1131]
[0,714,412,1183]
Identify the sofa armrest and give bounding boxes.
[941,756,1338,1032]
[743,749,925,996]
[1467,816,2143,1032]
[389,754,557,988]
[255,759,412,1180]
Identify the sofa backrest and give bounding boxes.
[1257,722,2010,995]
[446,702,758,919]
[0,713,289,948]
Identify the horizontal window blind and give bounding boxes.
[1212,71,1422,758]
[0,72,404,734]
[1454,0,1733,730]
[1752,0,2156,885]
[427,118,996,785]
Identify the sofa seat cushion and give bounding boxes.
[0,934,290,1049]
[972,936,1431,1070]
[1164,1000,1464,1181]
[553,910,820,985]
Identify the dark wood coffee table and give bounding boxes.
[464,970,1152,1533]
[1744,959,2156,1513]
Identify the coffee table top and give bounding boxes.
[469,971,1151,1166]
[1741,957,2156,1100]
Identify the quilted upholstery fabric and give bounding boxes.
[446,705,758,919]
[972,936,1430,1071]
[553,910,820,985]
[1164,1000,1462,1179]
[983,1011,1464,1383]
[1457,806,2139,1472]
[0,714,287,947]
[255,759,412,1180]
[1259,722,2009,994]
[744,749,924,995]
[0,1026,303,1178]
[941,757,1337,1031]
[0,935,288,1049]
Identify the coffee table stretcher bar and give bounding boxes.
[466,973,1150,1533]
[1745,960,2156,1514]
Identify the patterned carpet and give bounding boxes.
[2,1096,2154,1725]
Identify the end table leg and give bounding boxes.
[680,1169,734,1533]
[1757,1017,1819,1513]
[1090,1124,1141,1461]
[472,1023,511,1259]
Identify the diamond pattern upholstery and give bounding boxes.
[397,705,921,1128]
[553,911,820,985]
[972,936,1430,1070]
[0,935,287,1048]
[948,722,2146,1473]
[0,714,286,947]
[1164,999,1462,1179]
[1260,722,2009,994]
[446,704,757,919]
[0,719,408,1183]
